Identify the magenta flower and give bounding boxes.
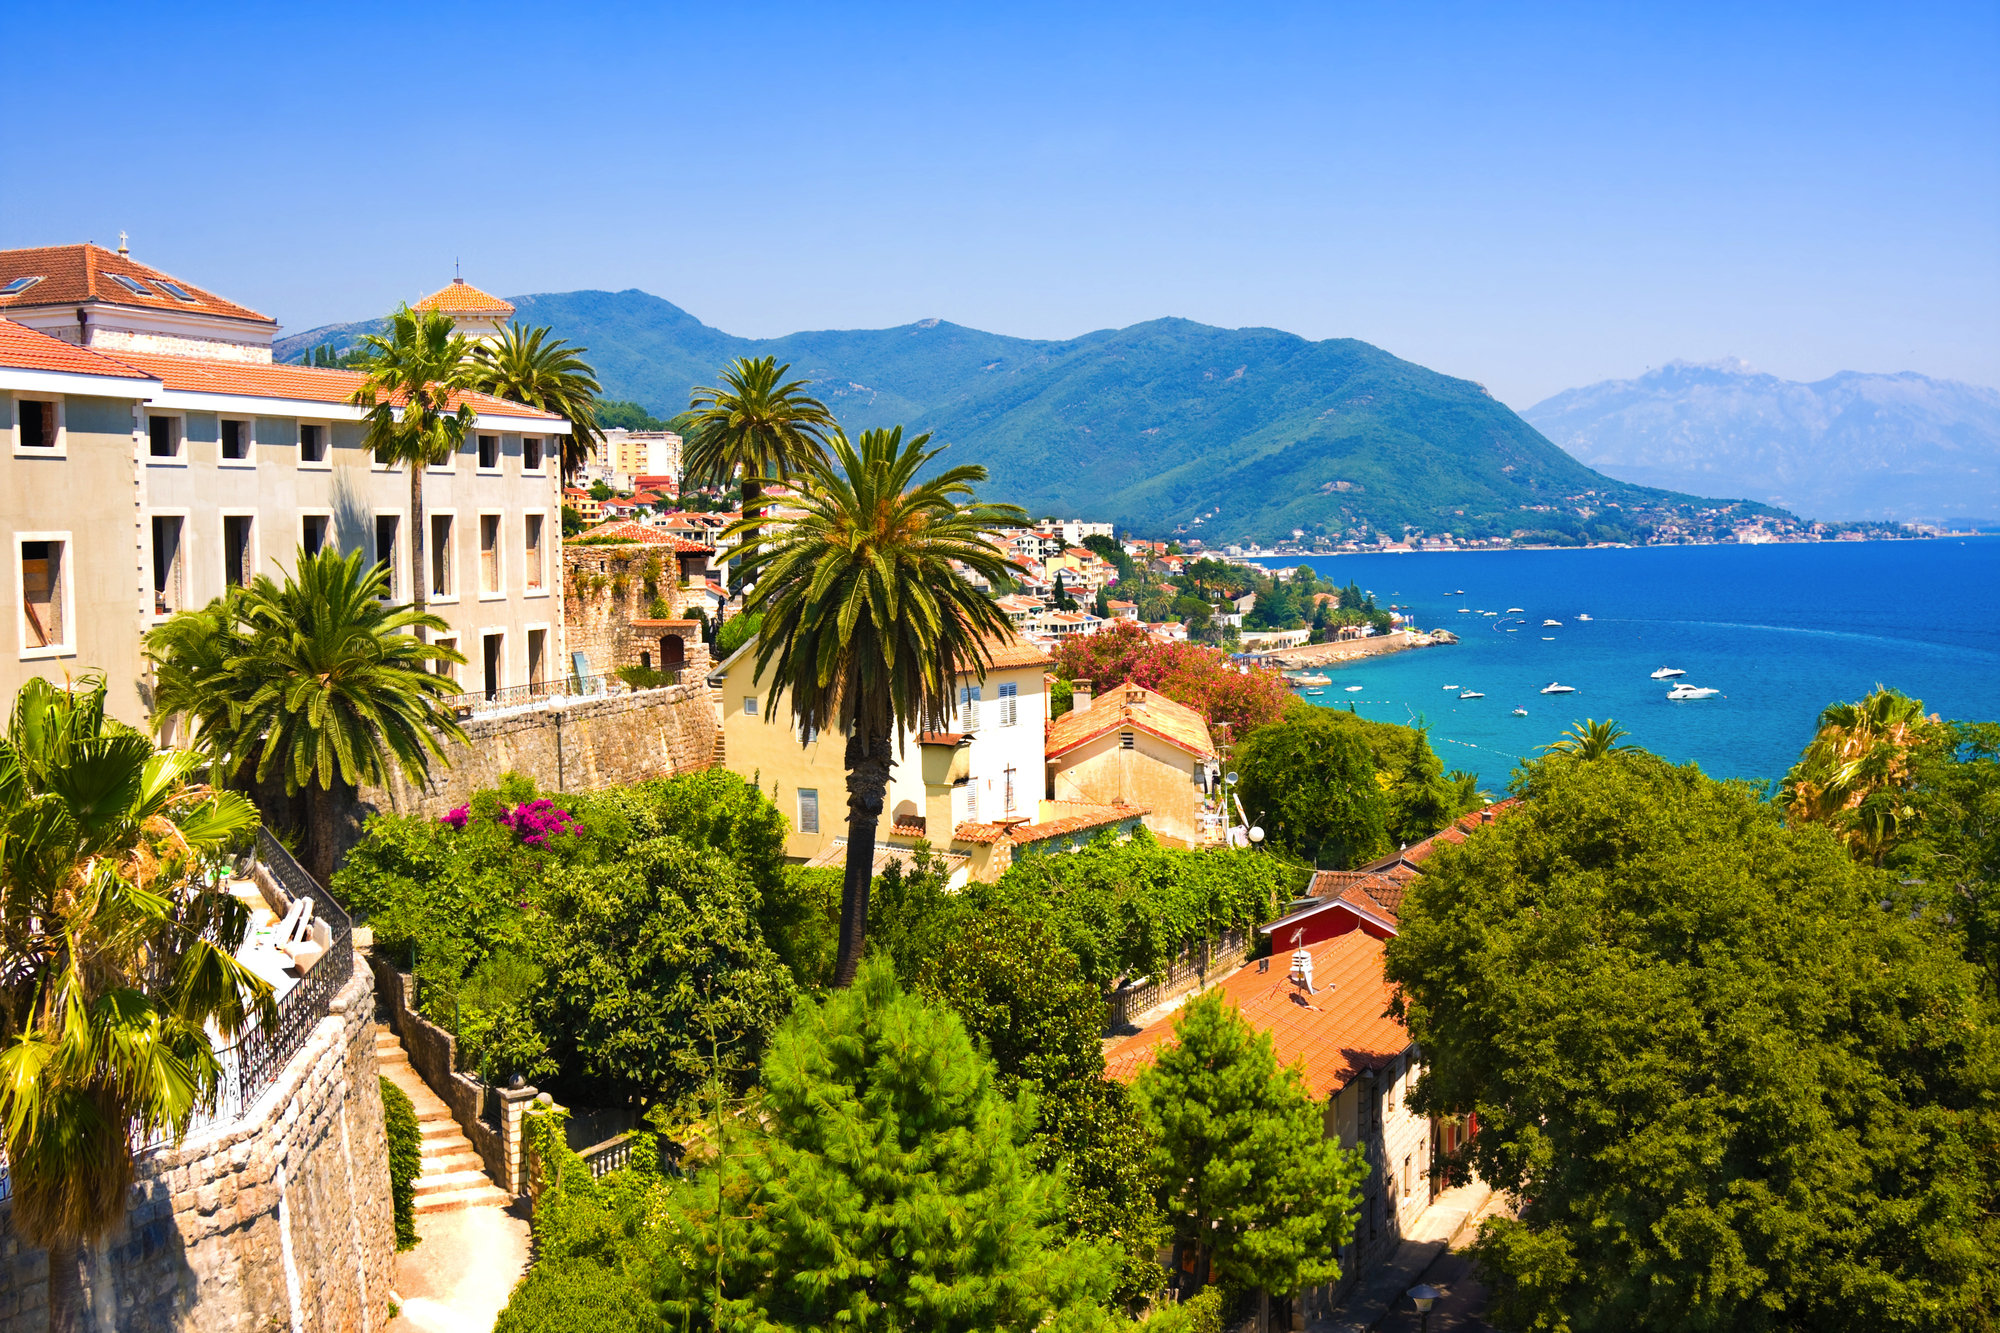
[440,805,470,830]
[498,799,580,847]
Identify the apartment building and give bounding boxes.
[601,429,681,487]
[0,244,569,723]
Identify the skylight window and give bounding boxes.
[0,276,45,296]
[108,274,154,296]
[155,280,198,302]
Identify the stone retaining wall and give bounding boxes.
[0,964,394,1333]
[360,681,719,820]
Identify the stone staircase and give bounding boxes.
[375,1025,511,1214]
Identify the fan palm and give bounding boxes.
[1780,686,1936,865]
[224,546,465,885]
[1540,718,1633,760]
[0,677,272,1333]
[351,305,479,635]
[727,427,1026,986]
[684,358,836,564]
[469,321,604,483]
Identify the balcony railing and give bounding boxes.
[440,669,682,720]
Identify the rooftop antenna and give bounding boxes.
[117,231,129,257]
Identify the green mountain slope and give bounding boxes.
[278,291,1770,543]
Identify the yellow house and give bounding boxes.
[1045,680,1218,848]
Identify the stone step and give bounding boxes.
[413,1168,495,1196]
[413,1183,512,1214]
[420,1129,474,1155]
[416,1119,465,1142]
[422,1147,485,1175]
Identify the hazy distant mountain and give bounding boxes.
[280,292,1768,542]
[1524,360,2000,523]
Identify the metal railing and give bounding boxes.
[440,669,683,720]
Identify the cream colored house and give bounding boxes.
[1045,680,1218,848]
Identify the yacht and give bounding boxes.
[1442,684,1460,690]
[1457,607,1474,613]
[1507,607,1525,613]
[1541,682,1577,694]
[1650,666,1686,680]
[1576,613,1593,621]
[1345,685,1364,692]
[1667,684,1721,700]
[1302,687,1325,697]
[1511,706,1529,716]
[1541,636,1555,641]
[1542,619,1563,627]
[1458,690,1484,700]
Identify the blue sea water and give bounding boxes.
[1250,538,2000,794]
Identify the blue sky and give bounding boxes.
[3,1,1994,407]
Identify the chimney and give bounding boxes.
[1072,679,1092,713]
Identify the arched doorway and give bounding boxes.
[660,634,686,668]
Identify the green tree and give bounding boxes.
[656,958,1121,1330]
[0,678,272,1333]
[472,322,607,483]
[1133,991,1365,1299]
[727,426,1024,986]
[1891,719,2000,996]
[142,589,254,773]
[1386,748,2000,1332]
[1539,717,1633,760]
[1054,571,1079,611]
[1780,686,1938,866]
[200,546,465,885]
[352,305,479,634]
[1094,585,1112,619]
[594,398,670,432]
[1235,701,1390,867]
[683,357,836,553]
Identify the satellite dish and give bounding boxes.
[1249,826,1265,843]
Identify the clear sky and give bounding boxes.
[3,1,1995,408]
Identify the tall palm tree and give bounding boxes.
[351,305,479,638]
[727,427,1025,986]
[0,677,272,1333]
[144,588,253,766]
[469,321,604,483]
[1780,686,1936,865]
[1540,718,1633,760]
[684,358,836,565]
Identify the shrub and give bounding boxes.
[616,664,675,691]
[380,1077,422,1251]
[714,611,761,659]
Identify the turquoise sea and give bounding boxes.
[1250,538,2000,794]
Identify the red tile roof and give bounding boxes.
[953,801,1146,847]
[1356,798,1520,877]
[1305,869,1416,921]
[1104,930,1410,1100]
[106,350,562,420]
[1046,681,1216,761]
[974,630,1055,672]
[413,278,515,316]
[0,319,160,379]
[569,522,713,552]
[0,244,274,324]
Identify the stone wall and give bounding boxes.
[563,541,713,681]
[0,964,394,1333]
[360,681,720,820]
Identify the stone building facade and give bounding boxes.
[562,526,716,682]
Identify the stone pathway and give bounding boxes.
[1311,1182,1508,1333]
[375,1026,510,1214]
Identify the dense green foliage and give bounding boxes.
[1133,992,1365,1297]
[1385,748,2000,1332]
[1236,699,1477,866]
[713,610,760,658]
[594,398,671,431]
[1893,720,2000,996]
[380,1077,422,1251]
[471,322,606,481]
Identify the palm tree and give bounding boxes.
[351,305,479,637]
[144,588,253,766]
[684,358,837,564]
[147,547,467,886]
[469,321,604,483]
[1447,769,1493,811]
[0,677,273,1333]
[727,427,1025,986]
[1541,718,1633,760]
[1780,686,1935,865]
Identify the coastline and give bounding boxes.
[1259,629,1455,671]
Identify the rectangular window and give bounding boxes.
[435,636,458,682]
[20,540,65,648]
[482,632,503,700]
[374,516,400,598]
[1004,765,1017,814]
[523,437,544,471]
[959,685,981,732]
[430,515,453,596]
[302,514,329,557]
[527,628,546,687]
[477,434,499,470]
[374,441,394,466]
[999,681,1018,727]
[966,779,980,823]
[148,415,180,458]
[798,788,820,834]
[223,516,254,587]
[480,514,501,593]
[221,419,249,461]
[16,400,55,449]
[524,514,545,590]
[743,696,759,717]
[299,423,326,463]
[151,516,185,615]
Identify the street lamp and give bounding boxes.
[1408,1283,1441,1333]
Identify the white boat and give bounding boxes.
[1459,690,1484,699]
[1507,607,1525,613]
[1667,684,1721,700]
[1482,611,1497,616]
[1576,613,1593,620]
[1302,688,1325,697]
[1650,666,1686,680]
[1512,706,1528,716]
[1345,685,1364,692]
[1541,636,1555,640]
[1457,607,1473,613]
[1541,682,1577,694]
[1542,619,1562,627]
[1442,684,1459,690]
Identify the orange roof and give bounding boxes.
[974,630,1054,672]
[1357,798,1520,877]
[1046,681,1215,761]
[0,244,274,325]
[1305,868,1416,921]
[413,278,516,316]
[0,319,161,379]
[1103,930,1410,1100]
[567,522,712,553]
[106,350,560,420]
[953,800,1146,847]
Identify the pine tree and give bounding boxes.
[1134,990,1366,1299]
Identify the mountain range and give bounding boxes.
[279,292,1773,543]
[1524,360,2000,524]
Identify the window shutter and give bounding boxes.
[999,682,1018,726]
[798,789,819,834]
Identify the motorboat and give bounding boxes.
[1345,685,1364,692]
[1454,589,1465,595]
[1541,636,1555,640]
[1302,688,1325,696]
[1511,706,1528,716]
[1459,690,1484,699]
[1541,682,1577,694]
[1650,666,1686,680]
[1442,684,1459,690]
[1482,611,1497,616]
[1507,607,1525,613]
[1576,613,1593,621]
[1667,684,1721,700]
[1457,607,1474,613]
[1542,619,1562,627]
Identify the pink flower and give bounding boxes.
[440,805,470,830]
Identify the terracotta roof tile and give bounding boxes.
[956,801,1147,847]
[568,522,713,552]
[0,319,161,379]
[1356,798,1520,877]
[1104,931,1410,1100]
[105,350,563,420]
[413,278,516,316]
[1306,869,1414,920]
[1046,681,1216,761]
[974,630,1054,672]
[0,244,274,324]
